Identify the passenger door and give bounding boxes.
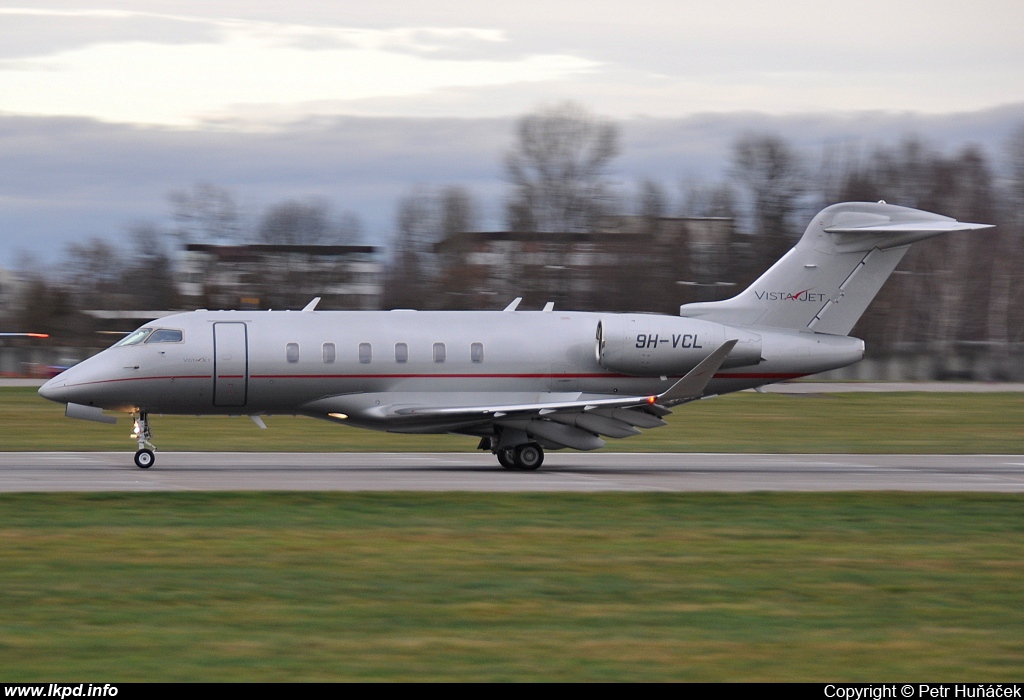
[213,322,248,406]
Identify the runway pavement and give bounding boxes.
[2,452,1024,492]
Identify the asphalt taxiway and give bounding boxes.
[1,452,1023,492]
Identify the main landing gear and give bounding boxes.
[495,442,544,471]
[131,412,156,469]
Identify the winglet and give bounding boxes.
[503,297,522,312]
[656,339,737,406]
[302,297,321,312]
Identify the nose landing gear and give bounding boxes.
[131,412,156,469]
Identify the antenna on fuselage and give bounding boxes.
[503,297,522,312]
[302,297,321,312]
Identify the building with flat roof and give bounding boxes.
[433,216,737,313]
[177,243,383,311]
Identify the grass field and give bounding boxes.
[4,390,1024,681]
[0,492,1022,681]
[3,386,1024,452]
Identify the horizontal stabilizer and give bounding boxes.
[825,221,992,234]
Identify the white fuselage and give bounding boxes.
[40,309,863,433]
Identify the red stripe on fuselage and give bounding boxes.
[60,375,212,388]
[248,372,806,380]
[713,372,806,379]
[59,371,806,389]
[249,372,624,380]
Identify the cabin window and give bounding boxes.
[471,342,484,363]
[433,342,446,363]
[286,343,299,363]
[115,328,152,347]
[359,343,372,364]
[322,342,336,363]
[395,342,408,363]
[146,329,184,343]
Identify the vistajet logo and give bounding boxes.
[754,288,826,302]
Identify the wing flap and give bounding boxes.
[498,418,606,451]
[547,412,642,438]
[590,407,668,429]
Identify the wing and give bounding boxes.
[301,340,737,451]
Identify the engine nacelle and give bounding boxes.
[596,314,762,376]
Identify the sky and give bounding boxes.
[1,1,1023,264]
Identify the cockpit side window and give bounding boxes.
[114,328,152,347]
[146,329,184,343]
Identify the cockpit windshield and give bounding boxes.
[114,328,153,347]
[146,329,184,343]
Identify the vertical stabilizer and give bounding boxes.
[679,202,991,335]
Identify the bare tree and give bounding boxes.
[257,199,335,246]
[336,211,364,245]
[679,177,736,219]
[383,191,437,309]
[257,199,364,246]
[992,123,1024,354]
[122,223,180,310]
[433,187,482,308]
[384,187,480,309]
[439,187,476,240]
[7,272,78,343]
[637,180,667,220]
[731,133,805,263]
[1010,124,1024,220]
[63,238,126,310]
[505,103,619,233]
[168,183,243,245]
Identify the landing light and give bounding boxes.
[328,413,348,420]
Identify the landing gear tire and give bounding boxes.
[134,448,155,469]
[513,443,544,471]
[496,448,517,469]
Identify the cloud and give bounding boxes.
[4,2,1023,128]
[2,104,1023,267]
[0,8,223,60]
[0,9,597,126]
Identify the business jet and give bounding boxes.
[38,202,990,470]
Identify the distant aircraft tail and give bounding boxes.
[678,202,992,335]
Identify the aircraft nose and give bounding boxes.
[38,375,68,403]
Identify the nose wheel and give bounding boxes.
[131,412,156,469]
[134,449,155,469]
